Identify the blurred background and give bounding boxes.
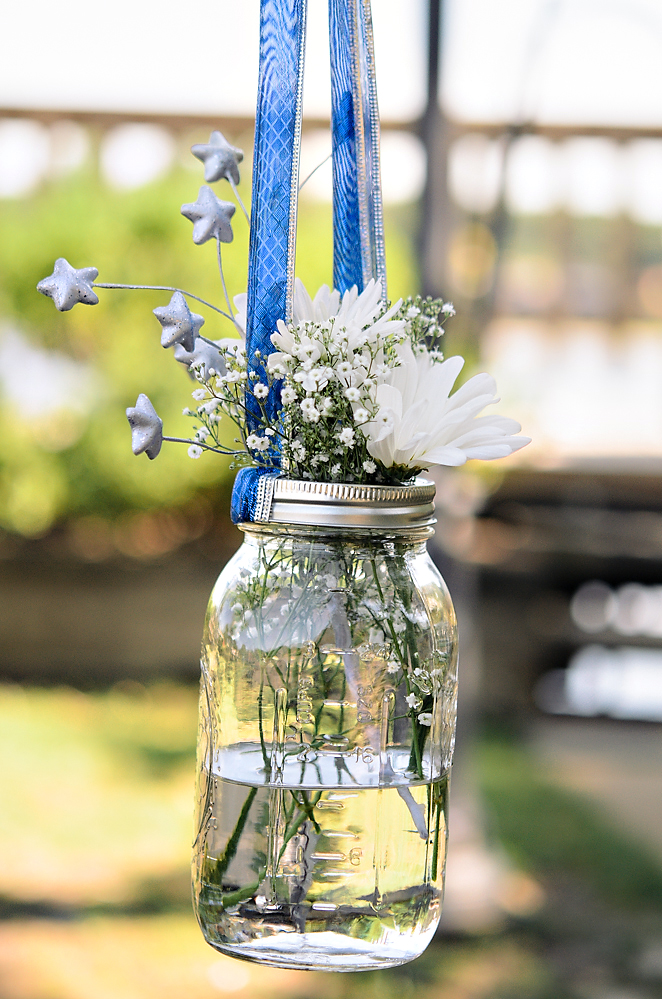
[2,0,662,996]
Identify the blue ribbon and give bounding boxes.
[231,466,280,525]
[245,0,307,428]
[233,0,386,522]
[329,0,386,297]
[232,0,306,521]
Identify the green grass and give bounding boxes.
[0,681,199,909]
[476,729,662,911]
[3,684,662,997]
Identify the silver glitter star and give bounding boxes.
[37,258,99,311]
[126,394,163,459]
[153,292,205,352]
[174,338,226,380]
[191,131,243,185]
[181,186,235,245]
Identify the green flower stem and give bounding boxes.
[430,783,445,882]
[162,436,243,457]
[368,554,423,778]
[215,787,321,909]
[257,676,269,770]
[208,785,258,887]
[219,879,261,908]
[293,790,322,834]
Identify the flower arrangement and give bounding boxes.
[37,131,530,486]
[38,123,532,967]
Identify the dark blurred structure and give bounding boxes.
[458,467,662,718]
[0,512,238,686]
[419,0,662,729]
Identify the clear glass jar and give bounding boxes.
[192,481,458,971]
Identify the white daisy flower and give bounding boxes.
[364,342,530,470]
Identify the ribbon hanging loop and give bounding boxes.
[329,0,386,298]
[246,0,308,420]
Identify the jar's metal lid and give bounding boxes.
[250,476,436,530]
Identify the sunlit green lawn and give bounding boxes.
[2,682,661,999]
[0,682,197,907]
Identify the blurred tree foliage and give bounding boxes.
[0,162,417,536]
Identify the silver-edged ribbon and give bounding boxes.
[236,0,386,523]
[329,0,386,298]
[246,0,308,431]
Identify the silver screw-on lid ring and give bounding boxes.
[247,477,436,530]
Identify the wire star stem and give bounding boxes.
[93,283,232,322]
[299,153,332,192]
[197,335,227,351]
[216,241,234,319]
[228,177,250,223]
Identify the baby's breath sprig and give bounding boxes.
[181,342,285,469]
[265,287,406,483]
[397,295,455,359]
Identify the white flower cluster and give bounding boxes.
[179,335,284,467]
[265,279,405,481]
[173,276,530,482]
[259,278,529,482]
[39,126,529,484]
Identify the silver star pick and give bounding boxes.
[37,258,99,311]
[126,394,163,459]
[153,292,205,352]
[174,338,226,380]
[191,131,243,185]
[181,186,235,245]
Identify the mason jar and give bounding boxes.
[192,479,458,971]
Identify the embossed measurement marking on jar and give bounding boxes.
[296,674,314,726]
[306,790,366,882]
[357,684,373,722]
[290,742,375,763]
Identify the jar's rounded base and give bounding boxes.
[202,927,437,972]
